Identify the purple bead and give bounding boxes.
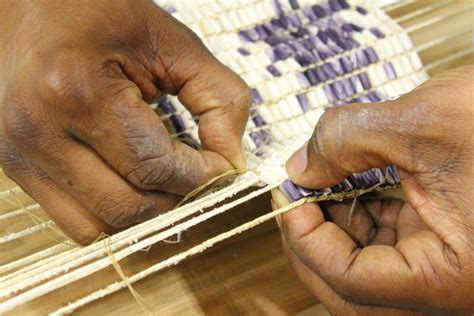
[255,25,270,40]
[341,78,356,96]
[161,4,176,14]
[251,88,264,105]
[273,0,284,16]
[158,98,176,114]
[303,7,317,21]
[251,108,266,127]
[332,81,347,99]
[332,60,344,76]
[338,0,350,9]
[317,30,329,44]
[326,29,340,43]
[324,85,337,102]
[274,43,293,60]
[329,0,342,11]
[315,66,328,81]
[250,130,267,147]
[304,69,320,85]
[322,63,338,79]
[367,91,381,102]
[263,22,276,34]
[287,12,303,27]
[354,50,369,68]
[344,36,360,49]
[364,47,379,63]
[342,179,354,191]
[312,5,327,18]
[179,133,199,149]
[340,56,354,72]
[291,27,310,38]
[384,62,397,80]
[280,180,302,202]
[267,64,282,77]
[350,23,363,32]
[370,27,385,39]
[358,72,371,89]
[296,93,310,112]
[342,23,354,32]
[239,29,259,42]
[389,166,400,183]
[297,72,311,88]
[169,114,186,133]
[289,0,299,9]
[356,6,368,15]
[237,47,250,56]
[314,40,334,60]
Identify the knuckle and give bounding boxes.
[313,108,336,162]
[125,155,176,190]
[70,226,103,246]
[41,51,85,105]
[2,102,41,146]
[94,194,151,227]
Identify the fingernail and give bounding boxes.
[286,142,308,179]
[271,188,290,208]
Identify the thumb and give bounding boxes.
[286,100,408,189]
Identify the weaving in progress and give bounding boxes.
[0,0,472,314]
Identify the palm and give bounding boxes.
[321,194,432,250]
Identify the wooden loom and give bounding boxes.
[0,1,473,315]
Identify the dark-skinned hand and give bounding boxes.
[0,0,250,244]
[272,66,473,315]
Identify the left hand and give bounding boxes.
[271,67,474,315]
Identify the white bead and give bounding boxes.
[288,96,303,116]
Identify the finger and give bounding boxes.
[273,188,397,248]
[42,62,233,196]
[324,198,405,247]
[272,188,431,309]
[0,151,111,245]
[285,100,409,189]
[14,128,180,227]
[281,234,418,316]
[320,200,375,247]
[146,9,251,168]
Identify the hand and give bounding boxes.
[0,0,250,244]
[272,66,474,314]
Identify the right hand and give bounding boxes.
[274,66,474,314]
[0,0,250,244]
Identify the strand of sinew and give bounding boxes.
[0,177,260,296]
[0,174,258,276]
[0,180,274,313]
[49,184,396,315]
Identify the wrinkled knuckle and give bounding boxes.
[126,155,176,190]
[234,79,252,110]
[0,141,20,168]
[95,196,149,227]
[41,52,84,106]
[71,227,103,246]
[2,103,41,146]
[313,109,336,162]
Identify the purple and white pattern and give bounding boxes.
[156,0,428,201]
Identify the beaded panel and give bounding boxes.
[155,0,428,199]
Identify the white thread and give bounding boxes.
[0,180,274,313]
[50,191,302,315]
[0,176,259,298]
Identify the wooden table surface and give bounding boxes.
[1,1,472,315]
